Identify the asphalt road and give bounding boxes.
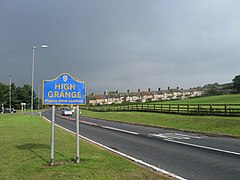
[42,110,240,180]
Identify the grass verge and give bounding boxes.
[81,110,240,137]
[0,114,167,180]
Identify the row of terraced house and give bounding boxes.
[87,87,205,105]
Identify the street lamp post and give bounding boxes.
[9,75,12,113]
[37,85,42,110]
[31,45,47,117]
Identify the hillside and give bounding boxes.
[152,94,240,104]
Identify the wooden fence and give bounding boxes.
[85,104,240,116]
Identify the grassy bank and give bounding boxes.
[81,110,240,137]
[151,94,240,104]
[0,114,166,180]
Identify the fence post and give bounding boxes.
[210,104,212,115]
[154,104,156,112]
[198,104,200,115]
[142,104,144,111]
[224,104,227,116]
[177,104,180,113]
[187,104,189,114]
[161,104,163,112]
[169,104,171,113]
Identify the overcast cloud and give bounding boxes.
[0,0,240,94]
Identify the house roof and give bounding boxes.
[161,90,172,94]
[170,89,182,93]
[192,87,205,91]
[88,95,96,100]
[107,92,120,98]
[151,91,163,95]
[130,92,141,97]
[181,90,191,93]
[140,91,152,96]
[118,92,129,97]
[95,94,107,100]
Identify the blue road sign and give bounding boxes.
[42,73,86,105]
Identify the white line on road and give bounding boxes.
[174,133,202,139]
[149,133,202,140]
[102,126,139,135]
[150,133,190,140]
[42,116,186,180]
[164,138,240,156]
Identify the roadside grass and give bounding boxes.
[20,109,48,113]
[81,110,240,137]
[0,114,167,180]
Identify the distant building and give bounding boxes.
[151,88,164,101]
[87,86,205,105]
[161,87,173,100]
[190,87,205,97]
[129,90,141,102]
[170,87,183,100]
[88,93,108,105]
[107,91,121,104]
[140,88,153,102]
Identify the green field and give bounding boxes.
[151,94,240,104]
[83,94,240,136]
[0,114,167,180]
[81,110,240,137]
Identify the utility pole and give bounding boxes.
[9,75,12,113]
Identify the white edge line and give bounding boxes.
[42,116,186,180]
[102,126,139,135]
[164,138,240,156]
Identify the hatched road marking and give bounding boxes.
[149,133,202,140]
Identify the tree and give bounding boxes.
[233,75,240,93]
[205,86,222,96]
[0,82,38,109]
[0,83,8,106]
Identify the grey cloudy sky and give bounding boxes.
[1,0,240,94]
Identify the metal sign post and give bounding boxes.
[21,103,26,113]
[50,105,55,166]
[42,73,86,165]
[76,105,80,163]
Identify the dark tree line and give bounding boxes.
[233,75,240,93]
[0,82,39,109]
[203,74,240,95]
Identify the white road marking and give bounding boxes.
[102,126,139,135]
[42,116,186,180]
[149,133,240,156]
[164,138,240,156]
[149,133,201,140]
[174,133,202,139]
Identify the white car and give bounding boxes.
[62,108,73,116]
